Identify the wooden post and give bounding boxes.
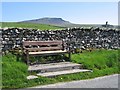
[26,50,30,65]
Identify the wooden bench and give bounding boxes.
[22,40,70,65]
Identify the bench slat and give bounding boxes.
[23,41,63,47]
[29,50,67,55]
[25,46,63,52]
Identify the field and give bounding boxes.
[1,22,118,31]
[0,22,97,29]
[2,49,119,89]
[0,22,64,30]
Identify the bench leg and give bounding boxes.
[26,53,30,65]
[68,52,71,61]
[22,53,27,64]
[36,56,39,65]
[16,54,19,61]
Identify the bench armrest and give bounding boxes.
[22,48,29,54]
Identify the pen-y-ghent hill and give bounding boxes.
[21,17,73,27]
[1,17,118,29]
[20,17,117,28]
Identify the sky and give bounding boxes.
[1,2,118,25]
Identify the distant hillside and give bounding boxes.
[2,17,117,29]
[21,17,73,27]
[1,22,64,30]
[21,17,104,28]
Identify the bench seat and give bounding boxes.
[29,50,67,55]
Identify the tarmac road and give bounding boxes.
[32,74,119,88]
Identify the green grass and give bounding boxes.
[71,49,119,70]
[0,22,64,30]
[2,49,119,89]
[2,53,57,89]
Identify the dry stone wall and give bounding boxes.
[1,27,120,53]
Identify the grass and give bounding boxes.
[71,49,119,70]
[2,53,57,88]
[2,49,119,89]
[0,22,64,30]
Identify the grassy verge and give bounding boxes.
[0,22,64,30]
[2,49,119,89]
[71,49,119,70]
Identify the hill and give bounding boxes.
[21,17,73,27]
[20,17,106,28]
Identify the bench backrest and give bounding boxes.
[23,40,64,52]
